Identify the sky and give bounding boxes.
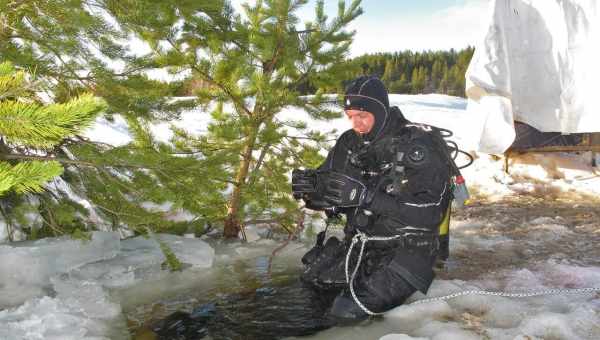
[131,0,492,81]
[231,0,492,56]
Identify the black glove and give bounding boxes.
[292,169,319,199]
[322,171,371,208]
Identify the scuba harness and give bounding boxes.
[346,121,473,208]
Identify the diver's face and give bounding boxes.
[346,109,375,134]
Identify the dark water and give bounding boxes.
[151,281,339,340]
[129,254,345,340]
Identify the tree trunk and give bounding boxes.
[223,124,259,238]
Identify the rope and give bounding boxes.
[344,232,600,316]
[409,287,600,305]
[345,232,402,316]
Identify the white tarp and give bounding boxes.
[466,0,600,154]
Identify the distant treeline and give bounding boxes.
[341,47,475,97]
[182,48,475,98]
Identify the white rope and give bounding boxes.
[409,287,600,306]
[345,232,401,316]
[344,231,600,316]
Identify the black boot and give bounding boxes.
[301,236,343,288]
[328,293,369,323]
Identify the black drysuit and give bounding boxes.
[300,106,453,318]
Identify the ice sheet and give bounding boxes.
[0,232,120,307]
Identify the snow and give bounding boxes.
[83,115,132,147]
[461,151,600,201]
[0,220,7,243]
[292,262,600,340]
[47,177,112,231]
[83,100,211,147]
[139,201,196,222]
[391,94,482,153]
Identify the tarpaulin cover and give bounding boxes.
[465,0,600,154]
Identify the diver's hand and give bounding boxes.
[292,169,318,199]
[323,171,371,207]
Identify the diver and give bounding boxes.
[292,76,466,321]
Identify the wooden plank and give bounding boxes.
[508,145,600,153]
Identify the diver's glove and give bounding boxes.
[292,169,332,211]
[292,168,319,199]
[323,171,373,208]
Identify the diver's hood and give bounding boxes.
[343,76,390,142]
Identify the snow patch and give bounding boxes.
[380,334,429,340]
[300,262,600,340]
[50,177,112,230]
[83,114,132,147]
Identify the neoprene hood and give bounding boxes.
[343,76,390,141]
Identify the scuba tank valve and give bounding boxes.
[453,175,470,208]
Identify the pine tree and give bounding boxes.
[410,66,428,94]
[381,60,395,84]
[0,0,128,93]
[439,62,450,94]
[0,61,106,195]
[431,60,444,92]
[1,1,216,239]
[447,65,459,96]
[110,0,363,237]
[394,73,410,93]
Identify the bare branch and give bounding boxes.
[246,143,270,186]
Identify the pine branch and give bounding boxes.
[0,94,106,148]
[0,160,63,195]
[21,16,95,90]
[0,62,26,95]
[2,153,239,187]
[284,135,336,142]
[0,153,166,170]
[165,35,252,117]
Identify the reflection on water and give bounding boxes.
[128,255,340,340]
